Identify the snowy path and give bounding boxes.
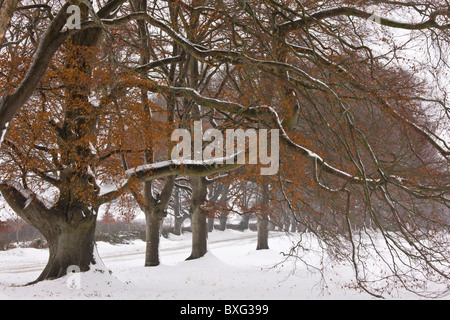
[101,231,264,264]
[0,230,276,275]
[1,230,447,300]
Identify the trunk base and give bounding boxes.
[34,216,97,283]
[185,252,207,261]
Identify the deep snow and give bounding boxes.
[0,230,448,300]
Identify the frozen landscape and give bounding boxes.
[0,229,448,300]
[0,0,449,304]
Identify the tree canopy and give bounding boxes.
[0,0,449,297]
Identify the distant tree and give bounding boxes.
[100,206,116,233]
[9,215,25,244]
[170,185,191,236]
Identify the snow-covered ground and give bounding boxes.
[0,230,447,300]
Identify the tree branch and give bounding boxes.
[96,159,243,206]
[278,7,450,34]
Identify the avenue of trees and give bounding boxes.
[0,0,449,297]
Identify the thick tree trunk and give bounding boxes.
[139,175,173,267]
[36,214,97,282]
[187,202,208,260]
[144,211,163,267]
[0,184,100,283]
[257,186,270,250]
[186,177,208,260]
[256,211,270,250]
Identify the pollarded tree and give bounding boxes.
[124,0,178,267]
[0,0,124,281]
[0,8,121,280]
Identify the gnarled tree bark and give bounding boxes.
[0,184,98,283]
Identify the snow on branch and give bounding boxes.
[141,79,379,186]
[277,7,450,34]
[96,158,243,206]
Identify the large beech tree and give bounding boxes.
[0,0,449,297]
